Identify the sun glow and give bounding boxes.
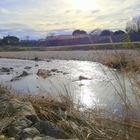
[74,0,98,10]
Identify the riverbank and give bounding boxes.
[0,50,140,139]
[0,86,140,140]
[0,49,140,72]
[0,42,140,52]
[0,49,139,61]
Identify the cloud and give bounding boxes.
[0,0,140,38]
[0,8,10,14]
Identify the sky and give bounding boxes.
[0,0,140,39]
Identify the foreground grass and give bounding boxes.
[0,45,140,139]
[0,84,140,140]
[29,96,140,140]
[0,42,140,52]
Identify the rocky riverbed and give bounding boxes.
[0,87,78,140]
[0,56,140,139]
[0,58,139,118]
[0,85,140,140]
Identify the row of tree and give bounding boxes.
[0,19,140,46]
[72,29,126,37]
[72,19,140,36]
[0,36,19,45]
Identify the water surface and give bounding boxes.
[0,58,138,117]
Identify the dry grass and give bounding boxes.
[28,94,140,140]
[0,48,140,140]
[0,84,140,140]
[103,52,140,73]
[0,49,140,139]
[0,42,140,52]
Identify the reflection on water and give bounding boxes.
[0,58,138,116]
[79,82,98,107]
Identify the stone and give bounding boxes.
[11,71,29,81]
[43,136,56,140]
[5,117,32,137]
[33,136,57,140]
[24,66,32,70]
[51,69,58,72]
[33,136,41,140]
[0,67,10,73]
[33,136,79,140]
[46,59,51,62]
[26,115,40,124]
[19,127,40,140]
[44,137,79,140]
[0,135,15,140]
[10,67,14,70]
[63,72,69,75]
[34,57,39,61]
[12,117,32,129]
[79,84,84,87]
[9,138,15,140]
[37,69,51,79]
[56,70,63,73]
[33,121,69,139]
[25,138,32,140]
[0,135,6,139]
[50,69,66,74]
[78,75,91,81]
[21,71,29,76]
[0,96,37,138]
[0,97,36,117]
[5,125,21,137]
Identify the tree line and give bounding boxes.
[0,36,19,45]
[0,18,140,46]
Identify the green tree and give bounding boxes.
[72,30,87,36]
[2,36,19,45]
[100,30,112,36]
[113,30,125,35]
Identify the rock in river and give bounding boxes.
[78,75,91,81]
[24,66,32,70]
[37,69,51,79]
[51,69,58,72]
[11,71,29,81]
[0,67,11,73]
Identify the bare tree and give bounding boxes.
[126,19,140,33]
[136,20,140,32]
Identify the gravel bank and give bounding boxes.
[0,50,139,63]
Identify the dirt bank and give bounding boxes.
[0,49,139,62]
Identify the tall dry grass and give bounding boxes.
[28,90,140,140]
[32,65,140,140]
[103,52,140,73]
[1,84,140,140]
[6,78,140,140]
[0,49,140,139]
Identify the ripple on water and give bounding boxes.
[0,58,139,118]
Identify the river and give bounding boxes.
[0,58,139,118]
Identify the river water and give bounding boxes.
[0,58,139,117]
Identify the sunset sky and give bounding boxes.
[0,0,140,39]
